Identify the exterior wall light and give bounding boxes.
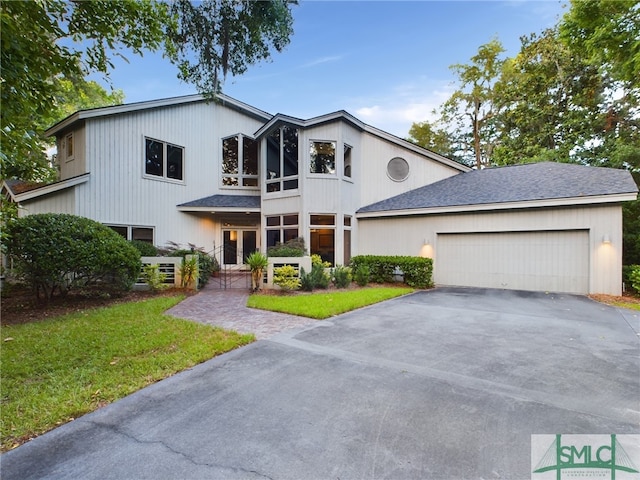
[602,234,611,244]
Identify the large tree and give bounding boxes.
[1,0,296,182]
[439,39,507,169]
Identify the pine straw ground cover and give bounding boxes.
[588,293,640,311]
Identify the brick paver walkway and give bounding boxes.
[165,282,316,340]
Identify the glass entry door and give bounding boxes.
[223,230,257,266]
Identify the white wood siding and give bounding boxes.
[437,231,589,294]
[359,132,462,207]
[19,189,76,217]
[76,102,264,249]
[357,204,623,295]
[58,124,87,180]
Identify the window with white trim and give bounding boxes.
[265,214,299,248]
[145,137,184,181]
[310,141,336,174]
[310,214,335,266]
[222,134,258,187]
[64,133,74,162]
[107,225,154,244]
[344,144,352,178]
[266,125,298,192]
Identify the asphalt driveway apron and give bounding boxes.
[2,287,639,479]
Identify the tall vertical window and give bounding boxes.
[145,138,184,181]
[222,134,258,187]
[310,141,336,174]
[344,144,352,178]
[266,125,298,192]
[65,133,74,161]
[310,214,335,266]
[344,215,352,265]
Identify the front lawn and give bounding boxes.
[0,295,254,452]
[247,286,414,319]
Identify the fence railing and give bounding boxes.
[136,256,198,290]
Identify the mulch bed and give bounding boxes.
[1,284,195,326]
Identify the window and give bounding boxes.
[107,225,154,244]
[266,125,298,192]
[145,138,184,181]
[265,214,299,248]
[310,141,336,174]
[222,134,258,187]
[65,133,74,161]
[344,144,352,178]
[387,157,409,182]
[344,215,352,265]
[310,214,335,265]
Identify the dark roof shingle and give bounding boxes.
[178,194,260,209]
[357,162,638,214]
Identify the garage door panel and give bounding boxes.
[436,231,589,294]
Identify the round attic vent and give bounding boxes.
[387,157,410,182]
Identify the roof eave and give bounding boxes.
[46,94,272,137]
[12,173,90,202]
[356,192,639,218]
[177,206,261,213]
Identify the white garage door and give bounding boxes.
[436,230,590,294]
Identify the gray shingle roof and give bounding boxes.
[357,162,638,214]
[178,194,260,209]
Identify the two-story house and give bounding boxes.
[5,94,637,295]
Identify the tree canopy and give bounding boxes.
[1,0,296,182]
[407,0,640,262]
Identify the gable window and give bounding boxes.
[64,133,74,162]
[344,144,352,178]
[310,141,336,174]
[222,134,258,187]
[266,125,298,193]
[145,138,184,181]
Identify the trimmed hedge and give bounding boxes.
[350,255,433,288]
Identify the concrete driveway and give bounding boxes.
[2,288,639,479]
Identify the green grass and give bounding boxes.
[0,295,254,452]
[247,286,414,319]
[610,301,640,311]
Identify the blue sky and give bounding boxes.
[98,0,566,138]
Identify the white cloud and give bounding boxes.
[350,80,454,137]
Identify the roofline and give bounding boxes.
[356,192,638,218]
[45,94,272,137]
[255,111,470,174]
[177,206,261,213]
[254,110,366,138]
[8,173,90,202]
[361,124,470,172]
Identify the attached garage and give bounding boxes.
[436,230,589,294]
[356,162,638,296]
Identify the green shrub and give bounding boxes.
[168,248,215,287]
[273,264,301,291]
[180,256,199,288]
[332,265,352,288]
[628,265,640,294]
[4,214,141,300]
[354,264,371,287]
[129,240,158,256]
[142,264,168,291]
[350,255,433,288]
[267,237,306,257]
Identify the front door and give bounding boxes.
[223,229,258,266]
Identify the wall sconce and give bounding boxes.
[423,238,430,246]
[602,234,611,244]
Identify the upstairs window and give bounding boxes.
[64,133,74,161]
[310,141,336,174]
[145,138,184,181]
[344,144,352,178]
[266,125,298,192]
[222,134,258,187]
